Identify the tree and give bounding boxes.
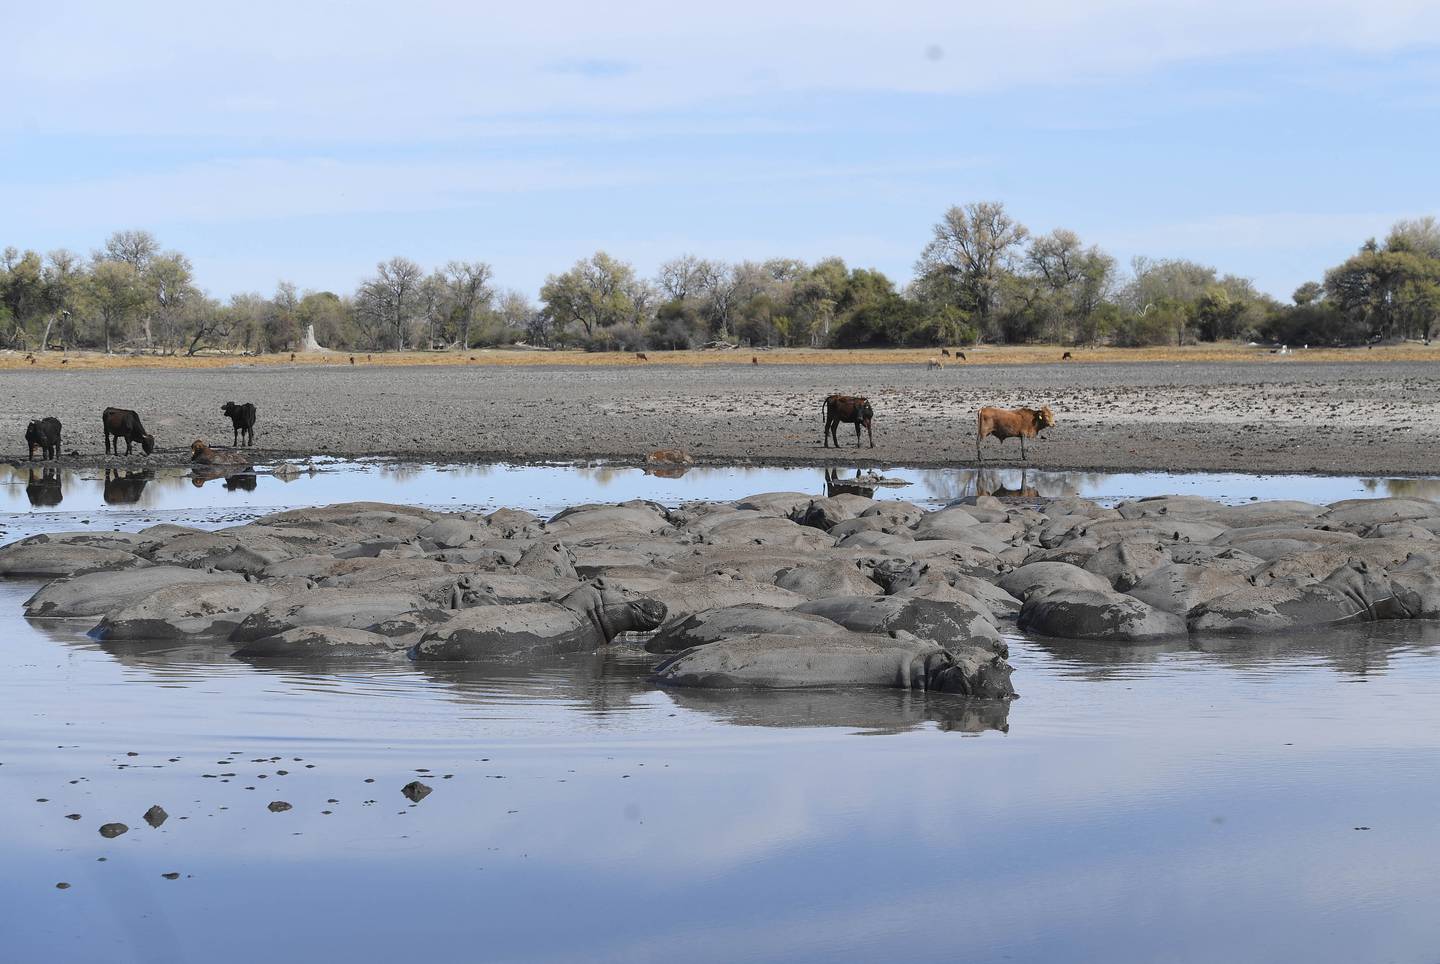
[915,201,1029,337]
[357,256,424,350]
[86,260,144,353]
[147,253,200,352]
[41,249,84,349]
[443,261,494,349]
[539,252,647,342]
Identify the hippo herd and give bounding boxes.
[4,489,1440,704]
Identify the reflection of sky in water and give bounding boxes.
[2,586,1439,963]
[2,461,1439,523]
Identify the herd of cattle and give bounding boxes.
[22,395,1054,464]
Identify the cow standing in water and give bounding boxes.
[976,405,1054,461]
[822,395,875,449]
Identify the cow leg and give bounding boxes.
[866,423,874,449]
[854,422,862,447]
[1021,435,1027,461]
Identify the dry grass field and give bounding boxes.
[0,342,1436,372]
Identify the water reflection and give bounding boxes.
[102,467,153,504]
[666,687,1010,735]
[1,460,1439,519]
[24,468,62,507]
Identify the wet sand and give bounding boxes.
[1,360,1438,475]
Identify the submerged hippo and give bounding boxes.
[411,582,666,660]
[651,631,1015,698]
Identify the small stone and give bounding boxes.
[401,781,432,803]
[267,801,292,813]
[55,882,70,890]
[65,813,81,821]
[99,822,128,838]
[143,805,168,828]
[161,872,180,880]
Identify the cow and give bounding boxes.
[190,439,252,466]
[349,355,356,365]
[221,401,257,446]
[823,394,875,449]
[976,405,1055,461]
[102,408,155,456]
[25,417,62,461]
[1062,351,1073,360]
[636,352,649,361]
[956,351,967,361]
[941,348,951,357]
[927,357,943,369]
[752,356,759,365]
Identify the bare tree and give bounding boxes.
[443,260,494,349]
[916,201,1028,335]
[357,256,424,350]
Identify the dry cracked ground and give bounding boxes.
[1,360,1437,475]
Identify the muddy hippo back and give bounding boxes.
[410,602,597,660]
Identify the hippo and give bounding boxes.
[651,631,1015,697]
[411,582,667,660]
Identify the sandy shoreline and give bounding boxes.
[2,359,1438,476]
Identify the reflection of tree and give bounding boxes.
[378,463,425,482]
[1381,478,1440,499]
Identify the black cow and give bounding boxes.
[25,417,62,461]
[221,401,257,446]
[102,407,155,456]
[822,394,875,449]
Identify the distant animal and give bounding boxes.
[102,408,155,456]
[60,359,68,365]
[956,352,966,361]
[366,354,372,362]
[927,357,943,369]
[349,355,355,365]
[941,349,950,357]
[1062,351,1073,360]
[822,394,875,449]
[752,356,758,365]
[189,439,252,466]
[25,417,62,461]
[220,401,257,446]
[290,352,296,362]
[636,352,648,361]
[469,356,476,362]
[976,405,1055,461]
[27,355,35,365]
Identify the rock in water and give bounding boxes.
[143,805,168,828]
[98,823,128,838]
[401,781,432,802]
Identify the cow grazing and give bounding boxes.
[823,394,875,449]
[1062,351,1073,360]
[221,401,257,446]
[927,357,943,369]
[941,348,950,357]
[956,351,967,361]
[25,417,62,461]
[976,405,1055,461]
[636,352,648,361]
[102,408,155,456]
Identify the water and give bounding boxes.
[3,465,1440,962]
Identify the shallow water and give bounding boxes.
[4,472,1440,962]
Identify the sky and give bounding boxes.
[3,0,1439,302]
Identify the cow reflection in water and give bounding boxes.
[824,468,877,499]
[189,467,257,490]
[103,468,152,505]
[25,468,63,507]
[974,469,1038,499]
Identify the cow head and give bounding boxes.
[25,420,38,458]
[221,402,237,417]
[1035,406,1055,431]
[190,439,210,460]
[140,434,156,456]
[860,400,874,425]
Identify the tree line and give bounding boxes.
[2,205,1436,355]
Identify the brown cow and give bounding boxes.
[1062,351,1073,360]
[823,395,875,449]
[976,405,1054,461]
[190,439,251,466]
[636,352,648,361]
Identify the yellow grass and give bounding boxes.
[0,343,1436,371]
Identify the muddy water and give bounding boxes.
[3,470,1440,962]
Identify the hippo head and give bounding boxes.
[562,580,667,643]
[141,434,156,456]
[931,652,1016,699]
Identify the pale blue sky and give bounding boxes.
[4,1,1438,301]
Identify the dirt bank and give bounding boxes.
[1,360,1438,475]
